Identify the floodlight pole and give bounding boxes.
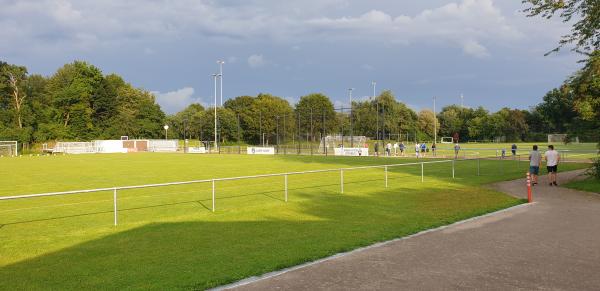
[349,88,354,147]
[433,96,437,144]
[212,73,220,151]
[217,60,225,106]
[372,81,377,147]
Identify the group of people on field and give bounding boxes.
[374,141,443,158]
[373,142,561,186]
[529,144,560,186]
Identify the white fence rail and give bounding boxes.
[1,159,479,226]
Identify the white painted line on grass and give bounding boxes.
[212,201,537,291]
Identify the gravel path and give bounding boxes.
[221,170,600,290]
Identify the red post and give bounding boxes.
[526,172,532,203]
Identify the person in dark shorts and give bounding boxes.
[544,145,560,186]
[453,143,460,159]
[511,144,517,156]
[529,145,541,185]
[431,143,437,157]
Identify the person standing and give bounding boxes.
[386,142,392,157]
[529,145,541,186]
[374,142,379,157]
[454,143,460,159]
[393,142,398,156]
[420,143,426,157]
[545,145,560,186]
[431,143,437,157]
[399,142,405,156]
[415,142,420,158]
[511,144,517,157]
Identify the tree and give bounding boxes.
[523,0,599,54]
[224,95,256,141]
[250,94,294,145]
[198,107,238,143]
[352,90,417,140]
[0,62,28,129]
[295,93,336,142]
[438,105,463,139]
[569,51,600,121]
[166,103,205,139]
[46,61,103,139]
[417,109,439,139]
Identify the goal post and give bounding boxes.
[0,141,18,156]
[440,137,454,144]
[548,134,579,144]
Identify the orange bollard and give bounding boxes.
[526,172,532,203]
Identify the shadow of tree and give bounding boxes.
[0,183,520,290]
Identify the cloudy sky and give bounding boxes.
[0,0,581,114]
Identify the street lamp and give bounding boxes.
[217,60,225,106]
[163,125,169,140]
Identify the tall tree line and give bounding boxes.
[0,60,165,146]
[1,58,598,147]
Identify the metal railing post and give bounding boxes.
[284,174,288,202]
[385,166,388,188]
[212,179,215,212]
[421,163,424,183]
[113,188,118,226]
[340,169,344,193]
[452,159,455,179]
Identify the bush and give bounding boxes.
[585,142,600,180]
[585,158,600,180]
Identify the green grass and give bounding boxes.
[0,154,589,289]
[564,177,600,193]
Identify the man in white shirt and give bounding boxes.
[544,145,560,186]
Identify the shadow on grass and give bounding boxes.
[0,182,522,290]
[0,176,410,226]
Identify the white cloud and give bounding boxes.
[0,0,573,59]
[306,0,522,57]
[153,87,205,114]
[462,40,490,58]
[247,54,266,68]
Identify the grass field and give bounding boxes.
[0,153,590,289]
[564,177,600,193]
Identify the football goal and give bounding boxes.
[440,137,454,144]
[548,134,579,144]
[0,141,18,156]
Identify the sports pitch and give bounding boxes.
[0,153,590,289]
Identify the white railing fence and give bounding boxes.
[1,158,488,226]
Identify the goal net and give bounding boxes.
[440,137,454,144]
[319,135,368,150]
[548,134,579,144]
[0,141,17,156]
